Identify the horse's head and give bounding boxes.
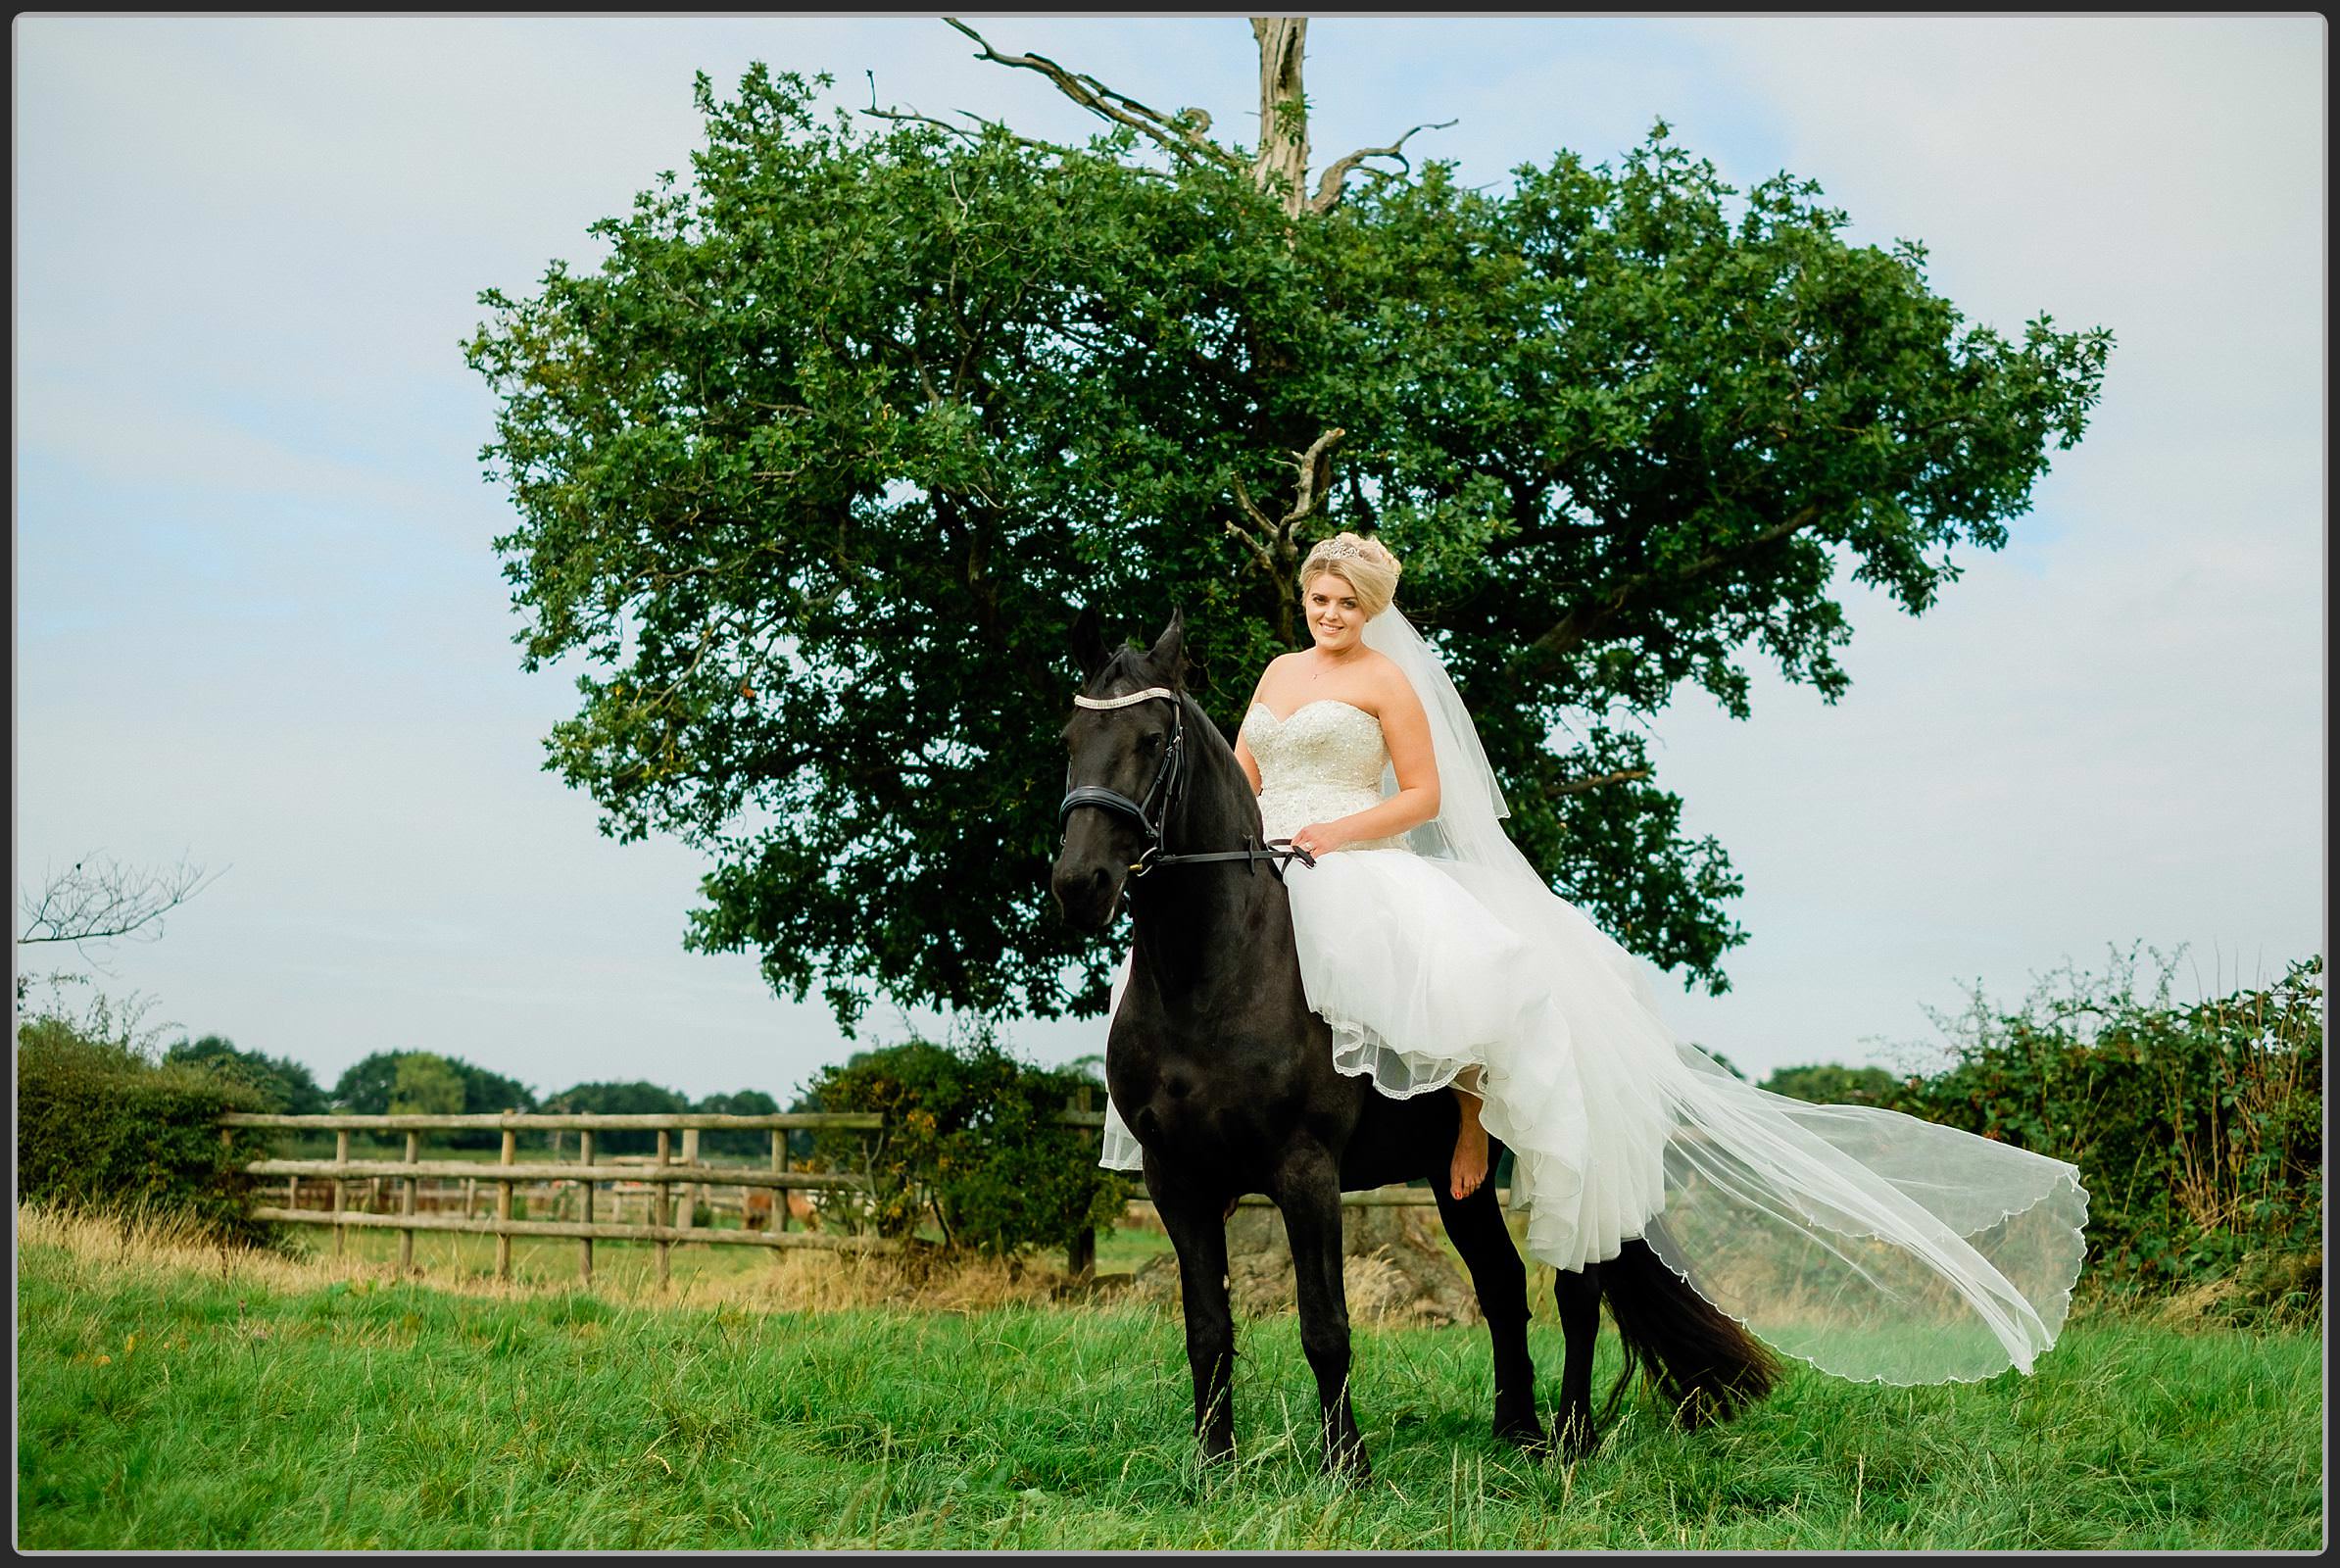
[1050,607,1190,931]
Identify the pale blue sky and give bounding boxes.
[11,15,2325,1103]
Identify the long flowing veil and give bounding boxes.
[1365,605,2089,1384]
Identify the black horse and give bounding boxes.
[1050,610,1779,1480]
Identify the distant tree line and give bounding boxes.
[112,943,2321,1311]
[155,1040,793,1155]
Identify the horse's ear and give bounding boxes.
[1069,603,1109,681]
[1147,608,1189,687]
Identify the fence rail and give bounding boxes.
[220,1110,895,1285]
[225,1096,1467,1289]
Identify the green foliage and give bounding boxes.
[330,1051,405,1114]
[162,1034,331,1114]
[802,1035,1126,1256]
[389,1053,466,1117]
[541,1080,692,1155]
[332,1050,539,1148]
[692,1088,781,1157]
[466,58,2111,1028]
[16,1011,273,1248]
[1759,1060,1899,1104]
[1882,948,2321,1313]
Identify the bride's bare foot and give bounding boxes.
[1450,1089,1490,1200]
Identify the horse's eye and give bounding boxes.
[1138,731,1164,752]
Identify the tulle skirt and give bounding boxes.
[1098,845,2089,1386]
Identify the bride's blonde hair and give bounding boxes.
[1298,531,1402,618]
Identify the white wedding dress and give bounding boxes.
[1099,624,2089,1387]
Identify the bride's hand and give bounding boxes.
[1289,821,1351,858]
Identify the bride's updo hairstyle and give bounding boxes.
[1298,531,1402,619]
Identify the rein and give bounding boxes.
[1059,686,1317,879]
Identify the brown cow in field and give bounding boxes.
[742,1189,821,1231]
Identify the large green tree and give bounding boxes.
[466,19,2110,1030]
[388,1053,467,1117]
[333,1051,538,1147]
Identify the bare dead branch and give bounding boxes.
[1223,518,1277,575]
[944,17,1243,172]
[18,854,225,954]
[1231,472,1278,535]
[1283,427,1346,529]
[860,71,1064,156]
[1309,119,1458,215]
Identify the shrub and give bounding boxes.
[801,1034,1129,1257]
[1881,947,2322,1313]
[1758,1061,1898,1105]
[163,1035,330,1114]
[17,1011,275,1248]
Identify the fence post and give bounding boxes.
[1066,1086,1097,1282]
[655,1129,673,1288]
[332,1128,350,1257]
[400,1130,419,1275]
[772,1128,791,1243]
[579,1129,596,1287]
[681,1127,701,1241]
[497,1111,517,1283]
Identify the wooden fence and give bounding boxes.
[226,1096,1475,1290]
[220,1111,895,1286]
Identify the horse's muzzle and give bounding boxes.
[1049,858,1127,931]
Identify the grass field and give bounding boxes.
[15,1204,2324,1550]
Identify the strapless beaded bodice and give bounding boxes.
[1241,700,1410,853]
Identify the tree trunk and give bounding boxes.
[1250,17,1310,218]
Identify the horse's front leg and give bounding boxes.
[1432,1160,1545,1450]
[1146,1161,1238,1464]
[1268,1143,1370,1482]
[1553,1263,1601,1459]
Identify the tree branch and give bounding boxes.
[1283,426,1345,531]
[1543,767,1652,798]
[944,17,1243,172]
[1518,503,1825,679]
[1223,517,1276,575]
[18,854,224,953]
[861,71,1064,156]
[1308,119,1457,215]
[1231,471,1278,534]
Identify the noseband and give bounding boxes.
[1059,686,1315,878]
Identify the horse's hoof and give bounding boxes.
[1323,1450,1373,1488]
[1493,1415,1550,1453]
[1554,1415,1597,1463]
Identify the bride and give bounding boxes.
[1099,530,2089,1387]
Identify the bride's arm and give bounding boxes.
[1295,667,1441,853]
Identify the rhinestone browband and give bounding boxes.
[1072,686,1178,710]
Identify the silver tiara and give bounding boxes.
[1309,535,1378,563]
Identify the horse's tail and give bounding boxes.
[1596,1238,1781,1430]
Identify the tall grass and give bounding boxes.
[16,1203,2322,1550]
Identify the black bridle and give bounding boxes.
[1058,685,1315,879]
